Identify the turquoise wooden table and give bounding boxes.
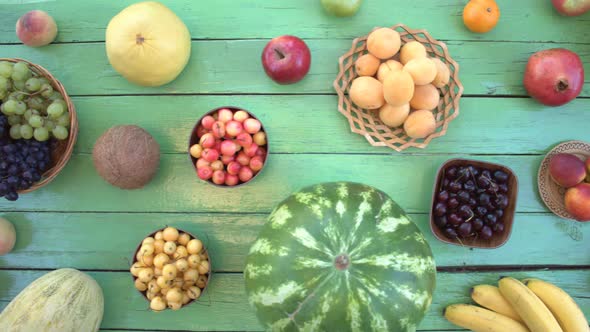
[0,0,589,331]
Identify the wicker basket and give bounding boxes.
[334,24,463,152]
[0,58,78,193]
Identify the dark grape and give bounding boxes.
[487,183,499,194]
[457,222,473,237]
[472,218,484,231]
[442,178,450,188]
[435,216,448,228]
[464,180,476,192]
[481,170,491,179]
[467,166,480,177]
[446,167,458,179]
[485,214,497,225]
[494,209,504,219]
[448,181,462,193]
[493,170,509,183]
[448,213,463,226]
[458,191,471,203]
[479,226,493,239]
[477,175,490,189]
[475,206,488,217]
[495,194,509,209]
[445,228,458,238]
[468,197,477,207]
[437,190,449,202]
[458,205,473,219]
[498,183,509,193]
[493,223,505,234]
[434,202,447,217]
[448,197,459,209]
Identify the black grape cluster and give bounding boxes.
[0,113,51,201]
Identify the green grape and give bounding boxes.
[47,102,65,118]
[44,119,56,131]
[0,76,9,91]
[52,125,68,140]
[23,109,33,121]
[28,114,44,128]
[10,124,22,139]
[0,61,13,78]
[13,62,30,76]
[20,124,33,139]
[38,77,49,85]
[0,90,6,101]
[7,91,23,101]
[48,91,62,100]
[33,127,49,141]
[7,115,21,126]
[25,77,41,91]
[57,112,70,127]
[26,96,44,110]
[2,99,17,115]
[12,79,25,91]
[14,100,26,115]
[40,83,54,98]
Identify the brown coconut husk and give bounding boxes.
[93,125,160,189]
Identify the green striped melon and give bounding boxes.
[0,268,104,332]
[245,182,436,331]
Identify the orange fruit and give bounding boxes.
[463,0,500,33]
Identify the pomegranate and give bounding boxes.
[523,48,584,106]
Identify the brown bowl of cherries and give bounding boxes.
[430,159,519,249]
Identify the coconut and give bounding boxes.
[93,125,160,189]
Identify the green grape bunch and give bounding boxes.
[0,61,70,141]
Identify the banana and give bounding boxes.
[498,277,563,332]
[524,278,590,332]
[444,303,530,332]
[471,284,524,323]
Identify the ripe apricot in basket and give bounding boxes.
[349,76,385,109]
[432,58,451,88]
[355,54,380,76]
[400,41,427,65]
[463,0,500,34]
[367,28,401,60]
[383,70,414,106]
[404,110,436,139]
[410,84,440,111]
[379,103,410,127]
[403,58,437,85]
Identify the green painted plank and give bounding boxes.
[0,154,560,213]
[0,212,587,271]
[69,95,590,155]
[0,0,588,43]
[0,270,588,331]
[0,40,589,96]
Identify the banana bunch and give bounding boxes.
[444,276,589,332]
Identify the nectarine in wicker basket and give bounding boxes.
[334,24,463,152]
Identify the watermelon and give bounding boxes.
[245,182,436,331]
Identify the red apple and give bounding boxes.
[586,157,590,182]
[261,35,311,85]
[523,48,584,106]
[552,0,590,16]
[16,10,57,47]
[565,183,590,222]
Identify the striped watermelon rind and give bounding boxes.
[245,182,436,332]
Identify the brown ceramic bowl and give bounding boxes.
[131,227,211,310]
[430,159,519,249]
[188,106,269,188]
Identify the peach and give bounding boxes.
[403,110,436,139]
[565,183,590,222]
[400,41,427,65]
[410,84,440,111]
[549,153,586,188]
[377,60,403,82]
[16,10,57,47]
[378,103,410,127]
[403,57,437,85]
[355,53,380,77]
[383,70,414,106]
[432,58,450,88]
[349,76,385,110]
[367,28,401,59]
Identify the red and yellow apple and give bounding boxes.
[552,0,590,16]
[565,183,590,222]
[15,10,57,47]
[549,153,586,188]
[261,35,311,85]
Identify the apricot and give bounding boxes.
[349,76,385,109]
[404,110,436,139]
[377,60,403,82]
[383,70,414,106]
[400,41,427,65]
[355,53,381,77]
[379,103,410,127]
[432,58,451,88]
[549,153,586,188]
[565,183,590,222]
[367,28,401,60]
[403,58,437,85]
[410,84,440,111]
[16,10,58,47]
